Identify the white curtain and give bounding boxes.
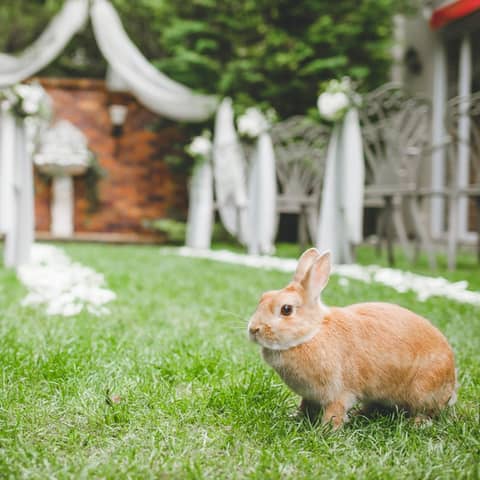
[212,98,248,241]
[316,108,364,264]
[3,118,34,267]
[246,131,277,255]
[0,110,15,235]
[0,0,88,268]
[185,160,214,249]
[91,0,218,122]
[0,0,89,87]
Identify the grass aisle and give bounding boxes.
[0,243,479,479]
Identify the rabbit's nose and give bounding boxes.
[249,326,260,335]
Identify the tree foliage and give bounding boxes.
[0,0,413,118]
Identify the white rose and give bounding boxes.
[237,107,268,138]
[14,84,32,98]
[317,91,350,121]
[22,99,39,115]
[3,88,13,103]
[27,85,46,103]
[188,136,212,157]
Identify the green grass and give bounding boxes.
[0,242,479,479]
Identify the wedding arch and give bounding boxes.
[0,0,277,268]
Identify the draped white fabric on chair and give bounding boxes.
[0,0,89,87]
[316,108,364,264]
[212,98,248,242]
[0,0,88,268]
[185,160,214,249]
[91,0,218,122]
[3,118,35,267]
[246,129,277,255]
[0,110,15,235]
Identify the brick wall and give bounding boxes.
[34,78,188,241]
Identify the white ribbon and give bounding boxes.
[0,0,89,87]
[246,130,277,255]
[212,98,248,241]
[0,109,15,235]
[91,0,218,122]
[316,108,364,263]
[3,118,34,268]
[185,160,214,249]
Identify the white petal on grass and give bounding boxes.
[174,247,480,307]
[17,244,116,317]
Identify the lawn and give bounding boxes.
[0,242,479,479]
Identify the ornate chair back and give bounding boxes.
[360,83,431,193]
[270,115,329,202]
[445,91,480,186]
[445,90,480,267]
[269,115,330,245]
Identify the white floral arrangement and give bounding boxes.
[237,107,276,141]
[34,120,93,176]
[317,77,361,123]
[0,82,52,120]
[186,130,212,163]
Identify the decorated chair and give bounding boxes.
[270,116,330,248]
[445,91,480,269]
[359,83,437,268]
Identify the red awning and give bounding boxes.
[430,0,480,29]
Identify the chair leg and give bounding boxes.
[476,197,480,264]
[375,207,386,258]
[384,198,395,266]
[298,208,308,252]
[407,196,437,269]
[447,192,458,271]
[391,196,413,264]
[413,237,421,264]
[306,206,318,245]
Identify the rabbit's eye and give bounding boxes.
[281,304,293,316]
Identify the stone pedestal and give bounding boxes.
[51,175,74,237]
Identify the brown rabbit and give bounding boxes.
[248,248,457,429]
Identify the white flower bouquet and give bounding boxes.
[34,120,93,176]
[237,107,276,141]
[186,130,212,164]
[0,82,52,120]
[317,77,361,123]
[237,107,268,140]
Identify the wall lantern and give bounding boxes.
[405,47,422,76]
[108,104,128,137]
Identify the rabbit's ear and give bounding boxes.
[302,251,331,302]
[293,248,320,283]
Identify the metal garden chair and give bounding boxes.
[359,83,437,268]
[270,116,329,249]
[445,91,480,269]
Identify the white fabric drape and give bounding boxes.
[0,0,89,87]
[91,0,218,122]
[0,109,15,235]
[3,119,34,268]
[212,98,248,241]
[246,131,277,255]
[0,0,87,268]
[316,108,364,264]
[185,160,214,249]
